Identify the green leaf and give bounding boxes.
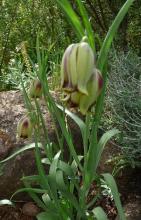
[97,0,135,72]
[56,0,84,39]
[37,211,60,220]
[87,128,119,182]
[57,104,86,138]
[48,151,61,201]
[76,0,95,51]
[103,173,126,220]
[56,169,82,215]
[0,143,42,164]
[11,187,47,199]
[21,175,41,183]
[41,158,51,165]
[92,206,108,220]
[42,193,51,206]
[58,160,75,177]
[95,129,120,171]
[45,97,82,171]
[22,181,48,211]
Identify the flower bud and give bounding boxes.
[17,116,33,139]
[28,78,42,98]
[61,40,95,94]
[79,69,103,115]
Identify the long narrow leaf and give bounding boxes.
[97,0,134,72]
[76,0,95,51]
[95,129,120,171]
[37,211,60,220]
[0,143,42,164]
[57,104,86,137]
[92,206,108,220]
[56,0,84,39]
[103,173,126,220]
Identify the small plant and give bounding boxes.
[103,50,141,167]
[0,0,134,219]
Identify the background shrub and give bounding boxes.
[103,50,141,166]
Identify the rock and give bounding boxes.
[0,150,37,199]
[124,200,141,220]
[0,90,83,199]
[116,196,141,220]
[22,202,40,216]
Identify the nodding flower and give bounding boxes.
[17,115,33,139]
[79,68,103,115]
[61,37,103,115]
[28,78,42,98]
[61,40,95,95]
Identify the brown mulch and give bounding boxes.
[0,206,34,220]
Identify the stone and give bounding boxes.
[116,196,141,220]
[0,90,82,199]
[22,202,40,216]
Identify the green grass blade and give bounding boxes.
[103,173,126,220]
[97,0,135,72]
[56,0,84,39]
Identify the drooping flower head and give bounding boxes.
[17,115,33,139]
[28,78,42,98]
[61,40,95,95]
[61,37,103,115]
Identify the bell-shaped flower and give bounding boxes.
[61,41,95,94]
[28,78,42,98]
[17,116,33,139]
[79,69,103,115]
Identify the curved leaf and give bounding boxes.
[57,104,86,137]
[97,0,135,72]
[95,129,120,171]
[0,143,42,164]
[37,211,60,220]
[76,0,95,51]
[103,173,126,220]
[92,206,108,220]
[56,0,84,39]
